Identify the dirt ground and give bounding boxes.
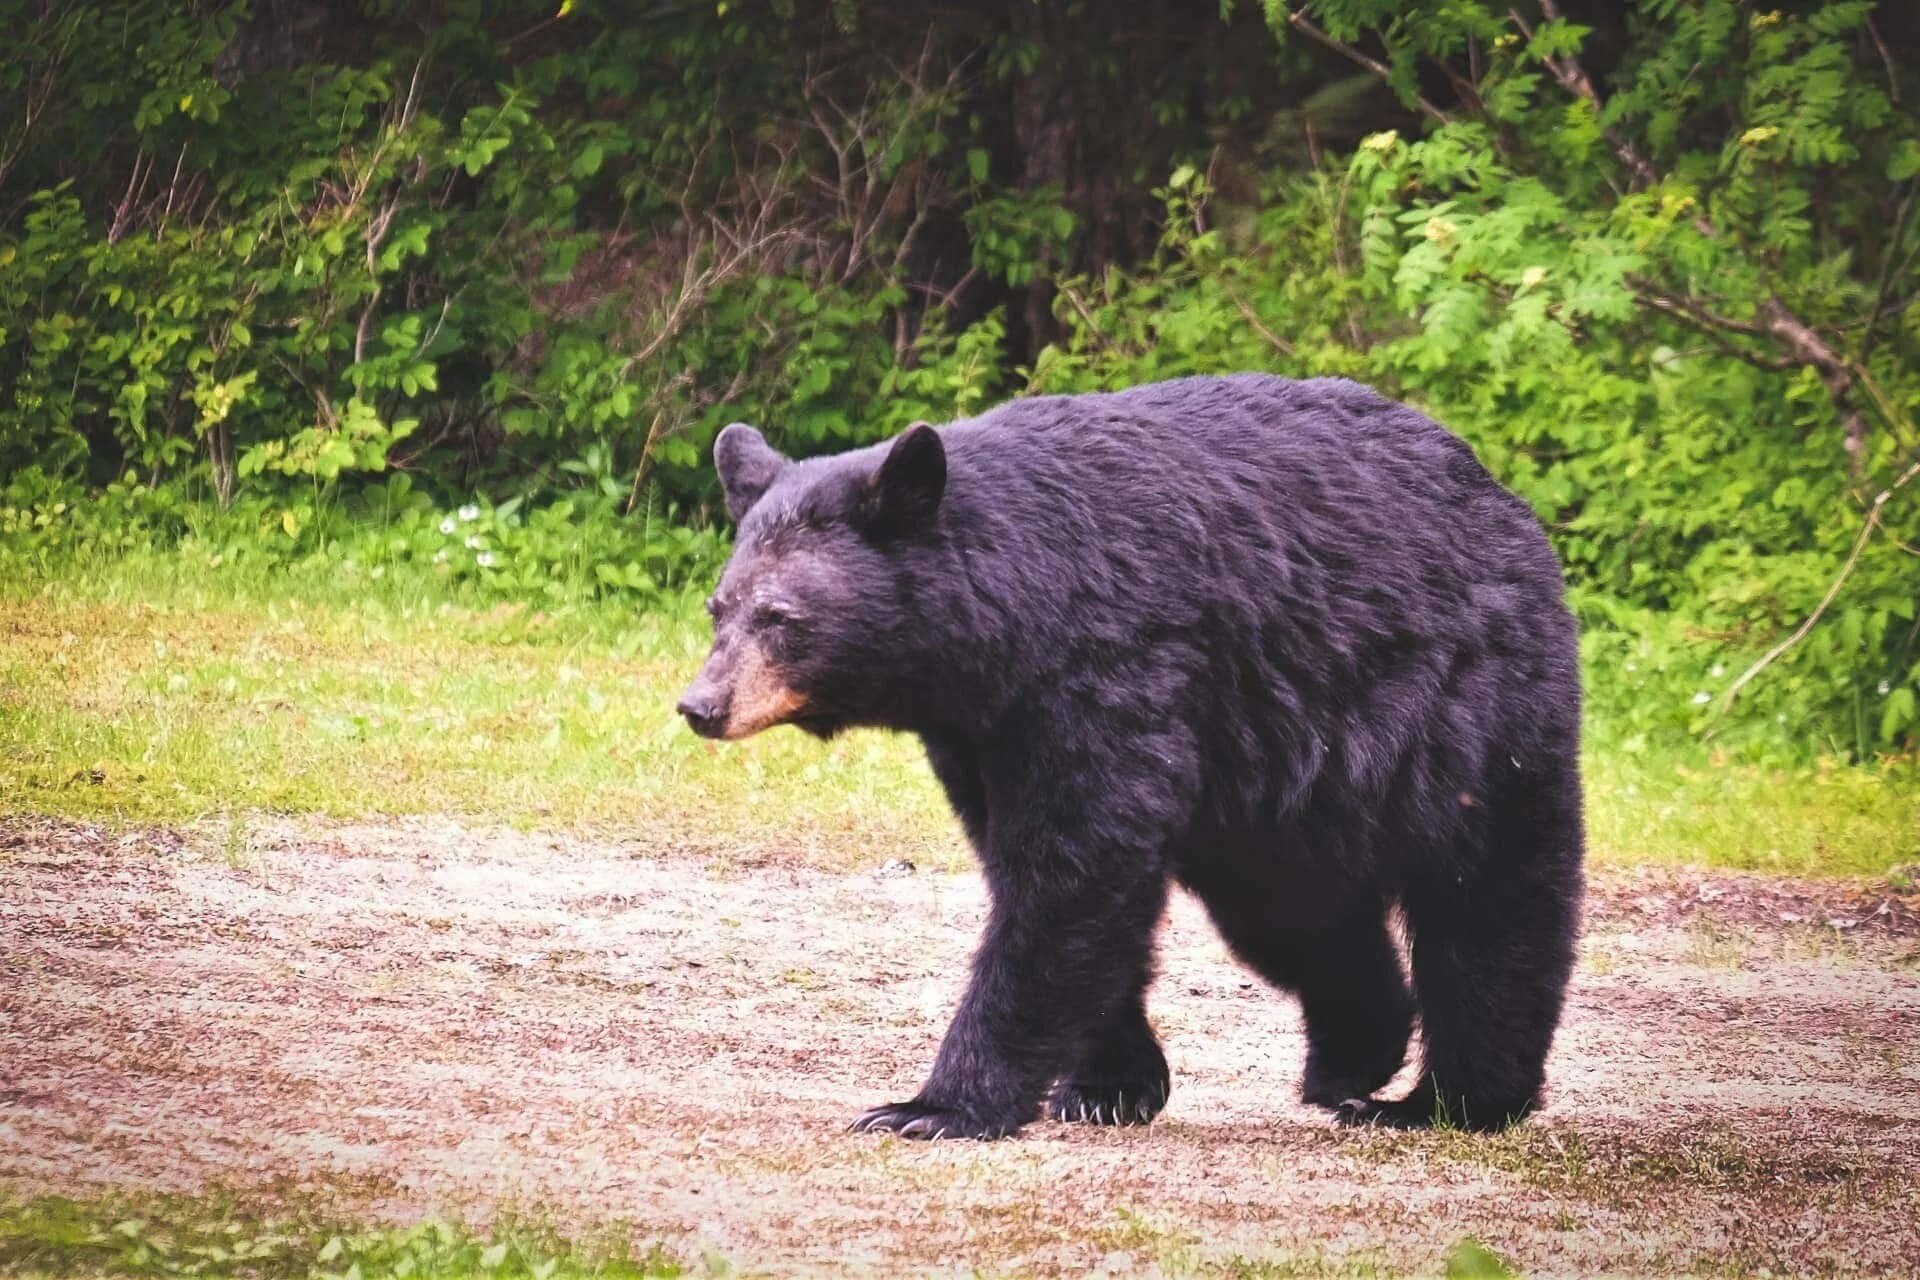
[2,815,1917,1277]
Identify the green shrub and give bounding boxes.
[3,0,1916,762]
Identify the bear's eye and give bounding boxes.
[752,603,794,631]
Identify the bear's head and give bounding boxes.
[675,420,947,741]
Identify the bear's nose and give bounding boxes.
[676,690,728,739]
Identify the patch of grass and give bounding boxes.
[1092,1205,1194,1256]
[1373,1122,1874,1213]
[3,550,1915,876]
[1585,752,1919,877]
[1441,1238,1517,1279]
[0,552,958,873]
[0,1190,680,1279]
[1683,920,1755,968]
[1087,1209,1504,1279]
[1083,1210,1392,1279]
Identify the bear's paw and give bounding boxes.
[848,1099,1018,1141]
[1047,1075,1169,1127]
[1335,1092,1532,1133]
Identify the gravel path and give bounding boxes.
[2,815,1917,1276]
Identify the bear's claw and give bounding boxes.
[1048,1077,1168,1126]
[1335,1092,1531,1132]
[849,1100,1014,1141]
[1334,1096,1448,1129]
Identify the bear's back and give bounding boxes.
[943,374,1556,598]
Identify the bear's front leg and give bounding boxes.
[851,831,1172,1141]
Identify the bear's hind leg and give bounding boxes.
[1294,911,1417,1110]
[1341,768,1582,1132]
[1047,976,1170,1126]
[1193,881,1414,1111]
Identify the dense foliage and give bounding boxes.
[2,0,1917,760]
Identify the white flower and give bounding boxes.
[1710,663,1725,678]
[439,518,456,535]
[1879,680,1892,696]
[1691,691,1712,705]
[1624,661,1637,673]
[476,551,496,568]
[458,504,479,522]
[464,534,481,550]
[433,549,448,564]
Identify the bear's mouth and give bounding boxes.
[697,640,813,740]
[720,685,811,739]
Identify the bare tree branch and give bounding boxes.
[1634,283,1767,337]
[1513,2,1667,194]
[1717,458,1920,718]
[1866,16,1900,104]
[1222,278,1297,358]
[802,43,965,293]
[620,186,804,373]
[1859,182,1917,362]
[353,285,381,366]
[1283,5,1451,125]
[107,149,153,245]
[908,265,980,315]
[155,143,191,238]
[0,5,81,197]
[1639,285,1899,459]
[1757,297,1875,464]
[623,406,670,516]
[1636,287,1798,371]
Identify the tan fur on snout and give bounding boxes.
[721,642,808,739]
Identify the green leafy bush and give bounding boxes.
[1027,3,1920,759]
[2,0,1916,761]
[0,466,724,609]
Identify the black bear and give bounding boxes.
[677,374,1582,1138]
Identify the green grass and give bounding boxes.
[0,1189,1523,1279]
[2,548,1914,877]
[0,1190,680,1279]
[1082,1209,1515,1279]
[0,549,957,871]
[1583,750,1916,877]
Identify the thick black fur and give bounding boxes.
[688,374,1583,1139]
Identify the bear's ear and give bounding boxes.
[863,421,946,537]
[714,422,787,521]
